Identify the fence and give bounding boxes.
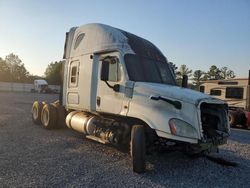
[0,82,60,92]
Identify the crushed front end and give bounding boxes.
[187,101,230,154]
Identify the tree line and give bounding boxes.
[0,53,63,84]
[0,53,236,88]
[170,63,235,89]
[0,53,40,83]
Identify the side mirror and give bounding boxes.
[182,75,188,88]
[101,57,120,92]
[101,60,109,81]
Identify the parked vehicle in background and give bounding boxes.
[32,23,230,173]
[32,79,60,94]
[200,71,250,129]
[33,79,49,93]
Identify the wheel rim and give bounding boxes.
[42,109,49,126]
[33,107,38,120]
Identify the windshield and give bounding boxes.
[124,54,176,85]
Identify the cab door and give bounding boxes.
[96,52,125,114]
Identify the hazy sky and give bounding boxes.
[0,0,249,77]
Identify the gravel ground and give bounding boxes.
[0,91,250,188]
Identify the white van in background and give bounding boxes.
[34,79,48,93]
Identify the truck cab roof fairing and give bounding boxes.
[66,23,168,63]
[68,23,133,57]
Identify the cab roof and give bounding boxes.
[66,23,167,62]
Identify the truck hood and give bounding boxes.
[133,82,223,105]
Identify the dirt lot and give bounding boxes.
[0,92,250,187]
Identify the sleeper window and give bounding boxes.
[69,61,79,87]
[71,67,77,83]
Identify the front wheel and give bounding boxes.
[130,125,146,173]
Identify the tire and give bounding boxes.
[228,112,236,127]
[130,125,146,173]
[53,103,66,128]
[31,101,44,125]
[41,104,57,129]
[238,112,247,129]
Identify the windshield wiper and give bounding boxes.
[150,95,182,109]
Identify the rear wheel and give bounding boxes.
[32,101,44,125]
[53,103,66,128]
[41,104,57,129]
[130,125,146,173]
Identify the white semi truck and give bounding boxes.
[32,23,230,173]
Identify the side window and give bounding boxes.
[225,87,244,99]
[69,61,79,87]
[101,56,121,82]
[71,67,77,83]
[210,89,221,96]
[200,86,205,93]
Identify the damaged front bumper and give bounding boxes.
[187,133,229,154]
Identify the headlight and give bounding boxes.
[169,118,198,139]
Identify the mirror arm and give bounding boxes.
[105,81,114,89]
[104,81,120,92]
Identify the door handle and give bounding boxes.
[97,96,101,107]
